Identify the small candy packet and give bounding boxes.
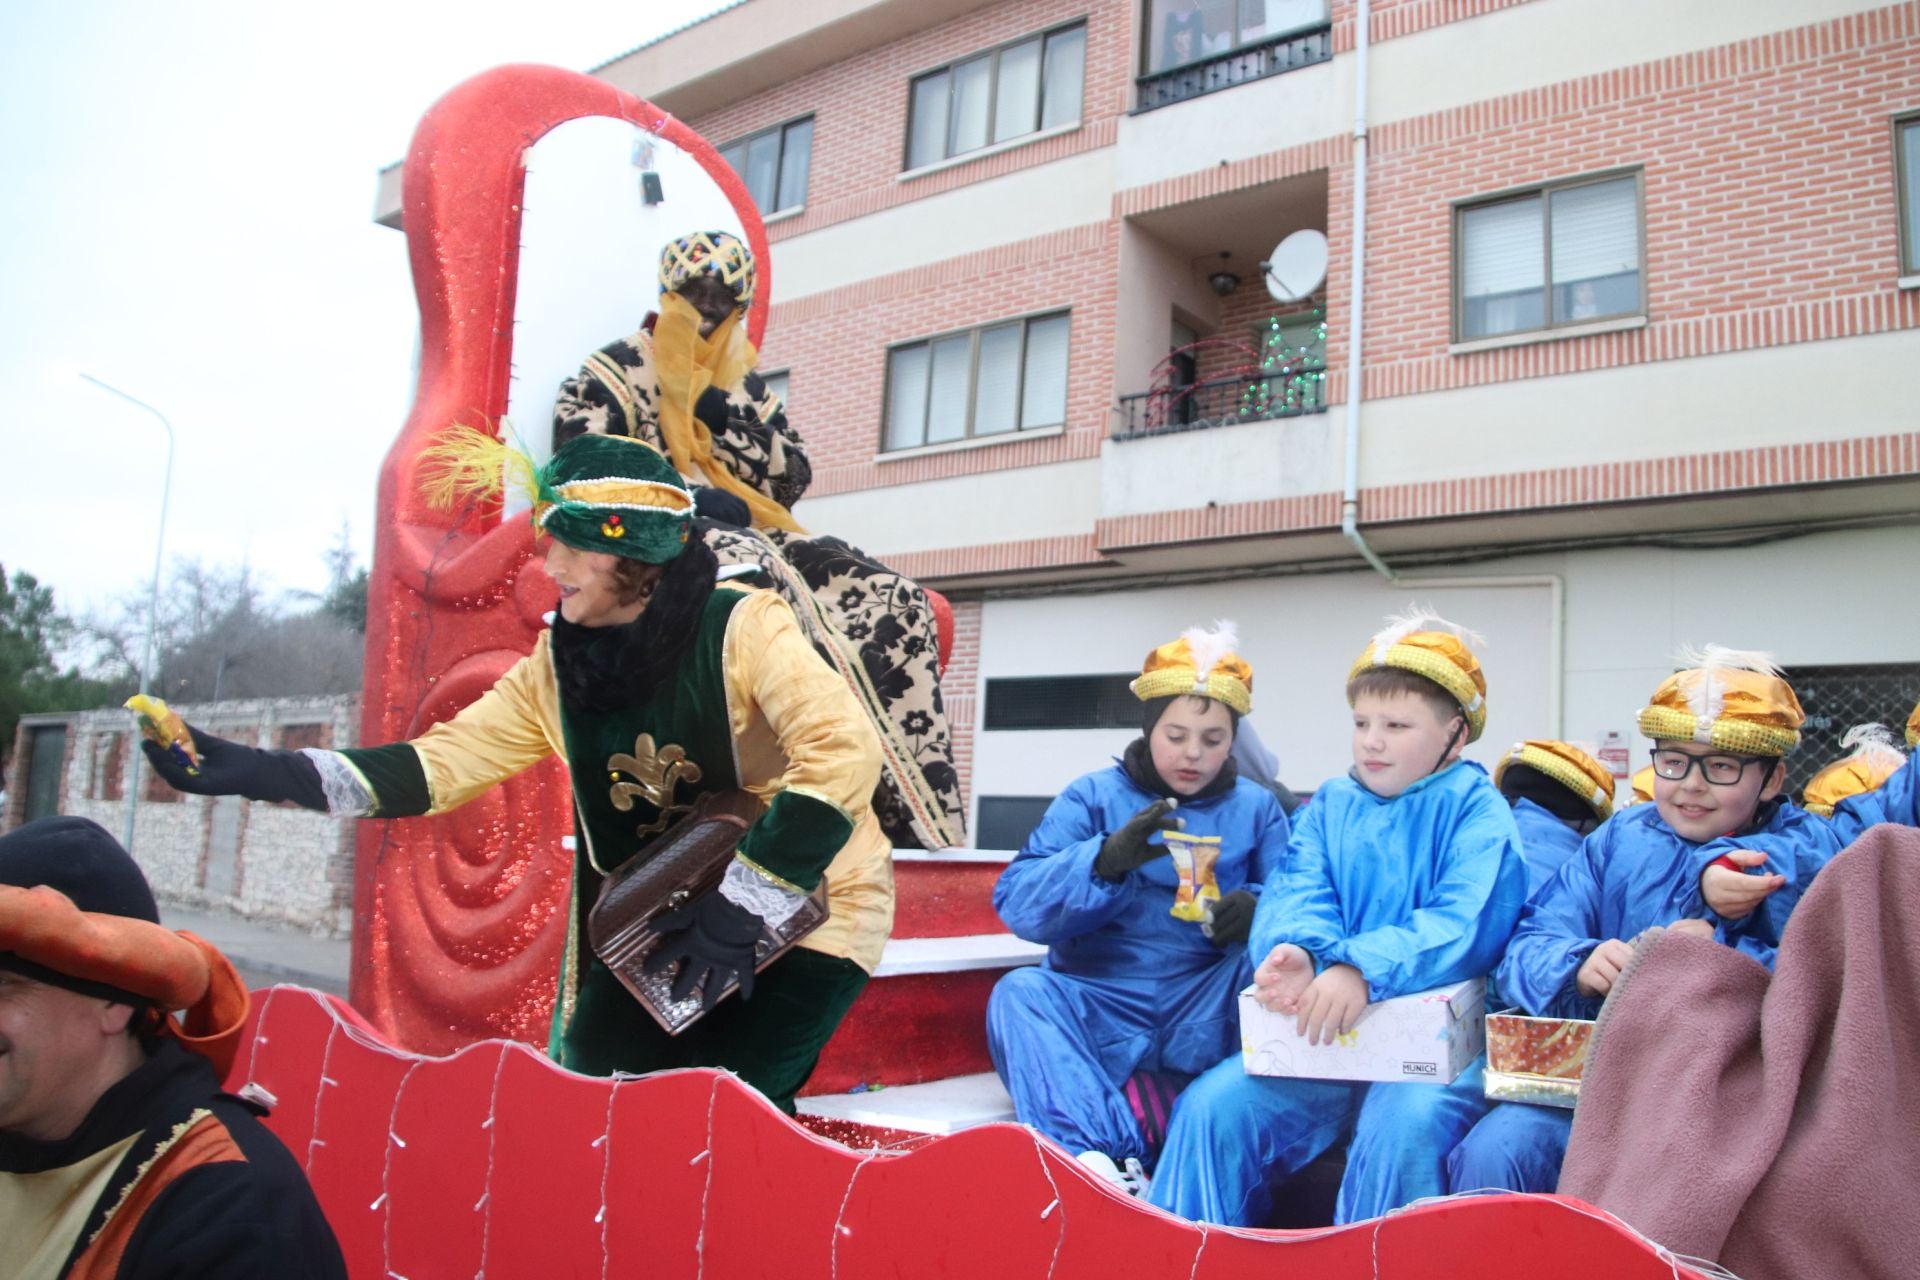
[125,694,201,775]
[1164,830,1222,922]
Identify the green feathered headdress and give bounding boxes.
[421,425,694,563]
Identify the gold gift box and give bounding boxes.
[1483,1010,1595,1109]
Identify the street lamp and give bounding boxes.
[78,373,174,854]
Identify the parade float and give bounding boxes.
[230,64,1709,1278]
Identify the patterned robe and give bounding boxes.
[552,320,964,849]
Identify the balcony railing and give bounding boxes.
[1114,370,1327,441]
[1133,22,1334,113]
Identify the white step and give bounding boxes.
[797,1071,1016,1135]
[891,847,1017,864]
[873,933,1048,978]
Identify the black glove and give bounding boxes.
[140,724,327,811]
[641,892,763,1012]
[694,385,732,435]
[1203,889,1258,948]
[1093,798,1182,883]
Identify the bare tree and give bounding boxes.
[82,555,361,701]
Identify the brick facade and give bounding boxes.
[632,0,1920,813]
[706,0,1920,501]
[689,0,1134,243]
[1345,3,1920,396]
[764,223,1120,497]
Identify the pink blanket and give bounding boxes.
[1560,823,1920,1279]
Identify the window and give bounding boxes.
[1143,0,1328,73]
[983,674,1141,730]
[905,23,1085,170]
[1455,172,1643,342]
[884,313,1070,452]
[718,117,813,215]
[1898,114,1920,277]
[975,796,1059,850]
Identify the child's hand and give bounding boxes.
[1093,798,1182,883]
[1253,944,1314,1012]
[1700,849,1786,920]
[1575,938,1636,999]
[1666,918,1715,940]
[1296,963,1369,1045]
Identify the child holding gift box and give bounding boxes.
[1147,610,1527,1227]
[987,624,1290,1196]
[1450,647,1849,1196]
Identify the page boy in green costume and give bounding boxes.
[143,433,892,1112]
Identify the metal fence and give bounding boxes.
[1781,662,1920,795]
[1133,22,1334,113]
[1115,370,1327,440]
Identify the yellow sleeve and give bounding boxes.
[722,590,882,889]
[409,634,566,815]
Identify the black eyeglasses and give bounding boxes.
[1648,748,1767,787]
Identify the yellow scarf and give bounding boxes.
[651,293,803,533]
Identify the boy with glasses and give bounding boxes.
[1446,646,1828,1196]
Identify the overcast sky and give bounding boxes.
[0,0,729,623]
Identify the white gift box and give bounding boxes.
[1239,977,1486,1085]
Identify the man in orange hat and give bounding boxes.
[0,817,343,1280]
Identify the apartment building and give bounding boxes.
[449,0,1920,843]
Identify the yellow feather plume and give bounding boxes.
[418,421,542,512]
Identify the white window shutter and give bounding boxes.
[1550,178,1639,284]
[1461,195,1543,299]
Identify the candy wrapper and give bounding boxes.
[125,694,201,776]
[1164,831,1221,922]
[1483,1009,1595,1108]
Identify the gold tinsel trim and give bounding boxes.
[1347,644,1488,743]
[1498,743,1614,821]
[1130,667,1252,716]
[1636,705,1799,756]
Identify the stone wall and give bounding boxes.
[4,695,360,935]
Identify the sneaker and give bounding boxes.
[1076,1151,1151,1198]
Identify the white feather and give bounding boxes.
[1838,722,1907,767]
[1671,644,1784,721]
[1369,605,1484,650]
[1181,620,1239,682]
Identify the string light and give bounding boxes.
[1240,307,1328,420]
[245,987,1713,1280]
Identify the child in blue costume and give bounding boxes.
[1494,740,1615,897]
[1449,647,1842,1196]
[1691,711,1918,971]
[988,624,1290,1195]
[1148,611,1527,1227]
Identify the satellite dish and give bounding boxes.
[1260,229,1328,303]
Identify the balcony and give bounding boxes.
[1115,368,1327,442]
[1133,20,1333,114]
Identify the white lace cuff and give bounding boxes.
[302,749,375,818]
[716,857,809,928]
